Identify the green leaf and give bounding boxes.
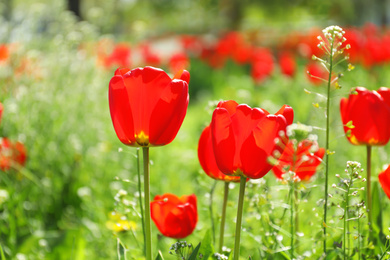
[155,250,165,260]
[0,243,5,260]
[371,181,386,253]
[188,243,201,260]
[198,229,215,259]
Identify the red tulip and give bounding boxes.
[272,139,325,181]
[108,66,190,147]
[198,125,241,182]
[251,47,274,83]
[210,100,293,179]
[340,87,390,146]
[150,193,197,239]
[378,164,390,199]
[0,138,27,171]
[278,52,296,77]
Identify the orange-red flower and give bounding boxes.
[0,138,27,171]
[340,87,390,146]
[198,125,241,182]
[210,100,293,179]
[108,66,190,147]
[378,164,390,199]
[272,139,325,181]
[150,193,197,239]
[0,45,9,63]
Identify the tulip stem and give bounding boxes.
[366,145,372,227]
[219,182,229,253]
[136,148,146,256]
[209,180,217,246]
[323,31,335,256]
[290,180,295,260]
[143,147,152,260]
[233,176,247,260]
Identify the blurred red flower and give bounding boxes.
[169,52,190,74]
[272,139,325,181]
[305,63,327,85]
[108,66,190,147]
[198,125,241,182]
[139,43,161,67]
[150,193,197,239]
[210,100,293,179]
[0,45,9,63]
[102,43,131,69]
[251,47,274,83]
[378,164,390,199]
[278,52,296,77]
[0,138,27,171]
[340,87,390,146]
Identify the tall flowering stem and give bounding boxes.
[233,176,247,260]
[143,147,152,260]
[136,148,146,256]
[366,145,372,224]
[311,26,350,255]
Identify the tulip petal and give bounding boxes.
[149,79,189,145]
[109,75,136,145]
[379,165,390,199]
[211,108,236,175]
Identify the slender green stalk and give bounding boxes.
[358,214,361,260]
[219,182,230,253]
[343,183,350,259]
[366,145,372,225]
[143,147,152,260]
[290,181,295,260]
[233,176,247,260]
[294,189,299,235]
[323,33,335,255]
[136,148,146,256]
[209,181,217,246]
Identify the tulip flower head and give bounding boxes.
[109,66,190,147]
[198,125,242,182]
[340,87,390,146]
[150,193,197,239]
[379,164,390,199]
[210,100,293,179]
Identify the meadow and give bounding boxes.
[1,2,390,260]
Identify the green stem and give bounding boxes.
[143,147,152,260]
[136,148,146,256]
[323,34,334,256]
[219,182,230,253]
[366,145,372,226]
[209,181,217,246]
[233,176,247,260]
[358,214,361,260]
[290,181,295,260]
[344,184,350,259]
